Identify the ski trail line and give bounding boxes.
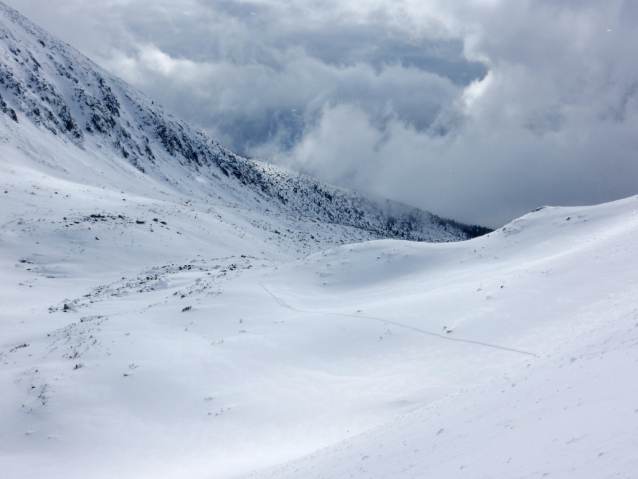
[260,283,537,357]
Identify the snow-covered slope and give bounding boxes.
[1,3,637,479]
[3,185,638,479]
[0,1,484,246]
[243,198,638,479]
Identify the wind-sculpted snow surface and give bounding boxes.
[0,1,482,243]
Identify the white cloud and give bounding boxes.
[4,0,638,227]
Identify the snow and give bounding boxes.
[3,146,638,478]
[244,200,638,479]
[0,0,477,246]
[1,2,638,479]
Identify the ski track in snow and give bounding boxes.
[260,282,537,357]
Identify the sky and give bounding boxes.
[5,0,638,227]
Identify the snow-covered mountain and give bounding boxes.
[0,2,487,246]
[1,3,637,479]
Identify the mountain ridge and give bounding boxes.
[0,1,489,243]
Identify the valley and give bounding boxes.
[1,3,637,478]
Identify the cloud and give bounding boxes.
[5,0,638,227]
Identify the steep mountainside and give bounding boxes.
[0,2,487,244]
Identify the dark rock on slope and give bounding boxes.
[0,2,489,242]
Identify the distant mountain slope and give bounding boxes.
[0,1,487,243]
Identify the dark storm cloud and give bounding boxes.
[6,0,477,153]
[5,0,638,227]
[277,25,487,85]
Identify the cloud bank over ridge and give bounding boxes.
[5,0,638,227]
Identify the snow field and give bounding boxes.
[3,174,638,478]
